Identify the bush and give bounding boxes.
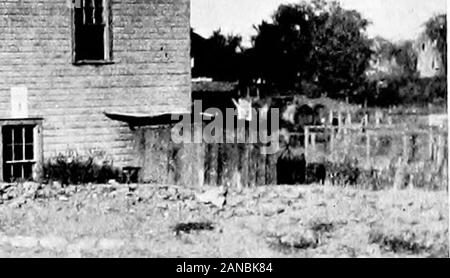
[326,158,360,186]
[43,151,121,186]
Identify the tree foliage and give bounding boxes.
[251,0,373,98]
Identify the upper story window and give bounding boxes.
[72,0,113,64]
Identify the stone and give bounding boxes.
[97,239,125,250]
[68,238,98,252]
[66,250,82,258]
[0,183,12,191]
[9,236,38,248]
[196,186,228,208]
[0,234,8,245]
[128,184,138,192]
[59,196,69,202]
[10,197,26,208]
[39,236,68,251]
[52,181,62,189]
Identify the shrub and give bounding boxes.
[326,158,360,186]
[43,151,121,186]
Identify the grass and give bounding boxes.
[0,184,448,258]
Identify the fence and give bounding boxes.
[135,124,278,188]
[304,124,448,190]
[134,121,448,190]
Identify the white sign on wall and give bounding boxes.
[11,86,29,118]
[233,98,253,121]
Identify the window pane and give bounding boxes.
[24,164,33,180]
[12,164,22,179]
[3,165,12,182]
[85,8,94,25]
[13,127,23,144]
[94,7,104,25]
[25,144,34,160]
[3,145,12,162]
[75,8,84,26]
[3,126,12,143]
[75,25,105,60]
[14,143,23,161]
[94,0,103,8]
[25,126,34,144]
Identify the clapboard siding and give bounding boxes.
[0,0,191,168]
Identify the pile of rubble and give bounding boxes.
[0,181,85,208]
[0,181,232,210]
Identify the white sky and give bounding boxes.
[191,0,447,46]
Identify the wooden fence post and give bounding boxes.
[428,128,434,160]
[304,127,309,161]
[366,133,371,166]
[403,133,409,161]
[329,127,334,154]
[311,133,317,154]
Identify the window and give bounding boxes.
[72,0,113,64]
[2,126,35,181]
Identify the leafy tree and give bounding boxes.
[191,29,242,81]
[251,0,372,99]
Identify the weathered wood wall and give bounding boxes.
[137,125,279,188]
[0,0,191,171]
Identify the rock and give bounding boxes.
[108,179,119,185]
[65,185,77,195]
[2,193,12,201]
[196,186,228,208]
[52,181,62,190]
[367,244,382,257]
[66,250,82,258]
[39,236,68,251]
[10,197,26,208]
[128,184,138,192]
[68,238,98,252]
[9,236,38,248]
[59,196,69,202]
[97,239,125,250]
[0,183,13,191]
[0,234,8,245]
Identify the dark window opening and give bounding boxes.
[73,0,112,63]
[2,125,35,182]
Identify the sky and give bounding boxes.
[191,0,447,47]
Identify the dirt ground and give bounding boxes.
[0,183,448,258]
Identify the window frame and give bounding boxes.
[71,0,114,65]
[0,118,43,182]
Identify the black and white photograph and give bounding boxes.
[0,0,448,260]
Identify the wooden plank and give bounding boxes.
[204,143,219,186]
[178,141,205,188]
[141,127,171,184]
[265,151,278,185]
[238,143,249,187]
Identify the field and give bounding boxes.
[0,183,448,258]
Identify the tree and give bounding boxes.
[207,30,242,81]
[191,29,242,81]
[251,0,373,98]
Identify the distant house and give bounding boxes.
[415,33,444,78]
[366,37,404,81]
[0,0,191,182]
